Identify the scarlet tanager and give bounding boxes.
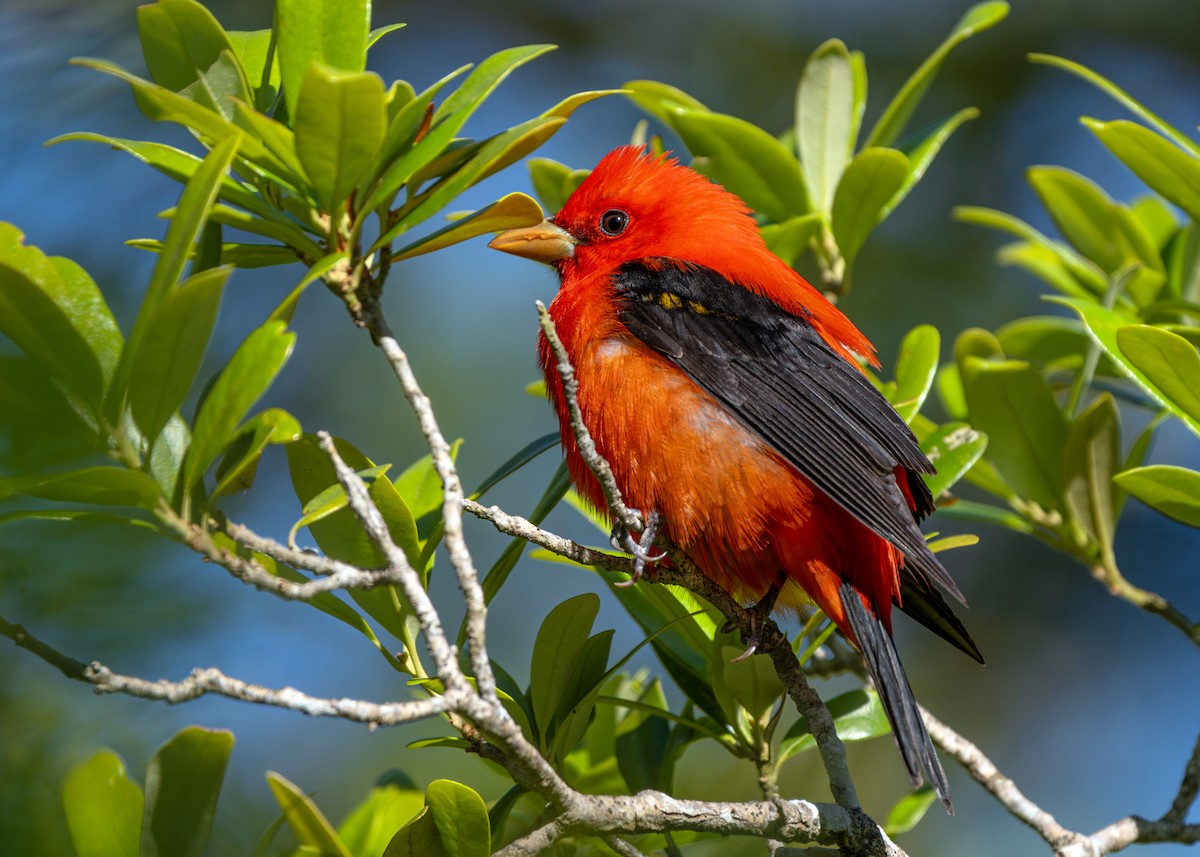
[490,146,981,811]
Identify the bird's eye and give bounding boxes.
[599,209,629,237]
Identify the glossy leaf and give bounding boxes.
[137,0,249,119]
[866,1,1008,148]
[996,315,1091,369]
[954,205,1106,294]
[1117,324,1200,432]
[889,107,978,219]
[337,780,424,857]
[1029,54,1200,156]
[211,407,301,500]
[382,807,443,857]
[424,780,490,857]
[150,415,190,500]
[670,108,808,221]
[884,787,937,836]
[530,593,600,743]
[623,79,708,129]
[0,228,112,406]
[551,629,615,758]
[1085,119,1200,223]
[183,320,295,489]
[72,59,296,183]
[392,192,543,261]
[62,750,143,857]
[960,356,1067,510]
[363,45,553,214]
[760,213,822,268]
[226,28,280,109]
[266,771,352,857]
[831,147,909,265]
[889,325,940,423]
[0,467,161,508]
[142,727,233,857]
[778,689,889,766]
[921,422,988,498]
[284,434,420,642]
[720,645,785,723]
[615,679,672,794]
[1063,394,1119,556]
[129,265,228,445]
[1114,465,1200,528]
[294,64,386,213]
[797,38,855,213]
[275,0,370,116]
[47,133,275,221]
[1054,298,1200,439]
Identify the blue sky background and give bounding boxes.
[2,0,1199,854]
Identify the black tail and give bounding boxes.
[899,578,985,665]
[840,582,952,813]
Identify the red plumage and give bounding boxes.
[491,146,980,812]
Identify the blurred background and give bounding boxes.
[2,0,1199,853]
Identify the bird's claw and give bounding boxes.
[724,583,783,661]
[611,509,665,587]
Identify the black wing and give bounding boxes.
[613,260,964,606]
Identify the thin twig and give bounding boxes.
[360,295,498,703]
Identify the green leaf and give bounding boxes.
[275,0,370,117]
[137,0,249,119]
[150,415,190,500]
[182,319,295,489]
[1027,166,1165,303]
[211,407,301,500]
[527,157,582,213]
[551,629,615,758]
[890,325,940,423]
[338,780,425,857]
[1055,298,1200,439]
[63,750,143,857]
[996,315,1091,370]
[669,109,808,221]
[921,422,988,498]
[1085,120,1200,225]
[284,434,420,642]
[266,771,352,857]
[1114,465,1200,528]
[615,679,672,794]
[391,193,543,262]
[382,807,444,857]
[424,780,490,857]
[269,251,350,324]
[294,64,387,213]
[0,467,161,508]
[1029,54,1200,157]
[866,1,1008,148]
[363,46,553,214]
[954,205,1107,295]
[888,107,979,219]
[760,213,822,268]
[530,593,600,744]
[142,727,233,857]
[884,786,937,836]
[623,79,708,129]
[830,147,909,265]
[1062,394,1119,557]
[129,266,228,446]
[1116,325,1200,431]
[778,689,890,766]
[797,38,855,213]
[226,28,280,110]
[720,646,785,723]
[0,230,112,407]
[46,133,275,221]
[959,356,1067,510]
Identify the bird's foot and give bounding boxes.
[724,583,783,662]
[611,509,666,587]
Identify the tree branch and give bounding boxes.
[360,294,499,703]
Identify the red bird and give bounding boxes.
[490,146,981,811]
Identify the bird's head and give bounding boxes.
[489,146,763,279]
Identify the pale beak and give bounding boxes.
[488,219,576,264]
